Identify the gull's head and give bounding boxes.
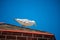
[29,20,36,26]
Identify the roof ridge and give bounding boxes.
[0,22,52,34]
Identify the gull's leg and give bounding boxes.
[20,25,26,30]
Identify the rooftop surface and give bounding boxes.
[0,22,53,36]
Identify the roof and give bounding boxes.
[0,22,53,36]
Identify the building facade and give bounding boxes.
[0,23,56,40]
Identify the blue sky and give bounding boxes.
[0,0,60,40]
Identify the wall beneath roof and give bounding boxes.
[0,0,60,40]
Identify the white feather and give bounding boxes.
[15,18,36,26]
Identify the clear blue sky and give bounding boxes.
[0,0,60,40]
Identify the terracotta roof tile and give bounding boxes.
[0,22,53,36]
